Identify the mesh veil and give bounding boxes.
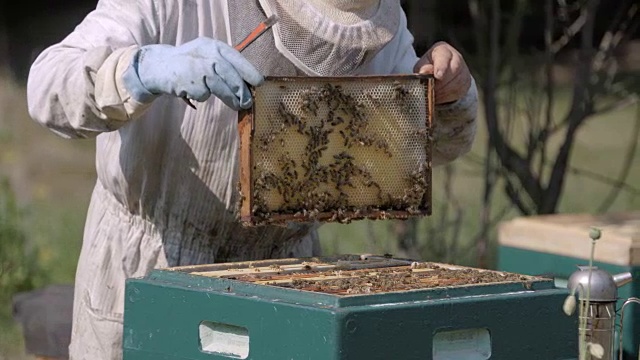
[256,0,401,76]
[227,0,303,77]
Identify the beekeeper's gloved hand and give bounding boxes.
[123,37,264,110]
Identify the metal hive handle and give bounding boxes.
[617,297,640,360]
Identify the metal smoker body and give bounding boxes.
[567,266,633,360]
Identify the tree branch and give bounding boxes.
[592,1,638,72]
[365,221,380,253]
[542,0,600,213]
[597,104,640,212]
[550,10,588,53]
[540,0,555,180]
[594,94,639,114]
[567,166,640,197]
[464,203,516,257]
[505,178,534,216]
[481,0,544,207]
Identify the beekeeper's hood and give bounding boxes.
[259,0,401,76]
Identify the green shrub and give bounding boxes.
[0,178,47,304]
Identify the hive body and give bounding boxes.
[123,256,578,360]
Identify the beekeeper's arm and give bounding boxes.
[416,41,478,166]
[390,33,478,166]
[26,0,261,140]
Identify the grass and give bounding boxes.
[0,67,638,358]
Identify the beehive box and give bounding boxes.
[236,75,434,226]
[123,255,578,360]
[497,211,640,358]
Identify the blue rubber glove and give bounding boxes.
[123,37,264,110]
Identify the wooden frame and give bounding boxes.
[237,74,435,226]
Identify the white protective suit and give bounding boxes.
[26,0,478,359]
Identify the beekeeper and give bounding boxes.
[26,0,478,358]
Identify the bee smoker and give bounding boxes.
[567,266,633,360]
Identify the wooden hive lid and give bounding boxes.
[498,211,640,266]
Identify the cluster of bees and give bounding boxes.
[250,82,429,224]
[384,163,430,215]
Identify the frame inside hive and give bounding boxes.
[237,74,435,226]
[176,255,540,296]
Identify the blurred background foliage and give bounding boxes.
[1,0,639,358]
[0,178,47,310]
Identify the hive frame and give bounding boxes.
[237,74,435,226]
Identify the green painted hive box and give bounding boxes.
[497,211,640,359]
[123,255,577,360]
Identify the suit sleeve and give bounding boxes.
[430,78,478,166]
[26,0,163,139]
[390,23,479,166]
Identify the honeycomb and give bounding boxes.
[184,255,537,295]
[243,75,433,224]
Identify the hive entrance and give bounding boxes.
[237,75,434,226]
